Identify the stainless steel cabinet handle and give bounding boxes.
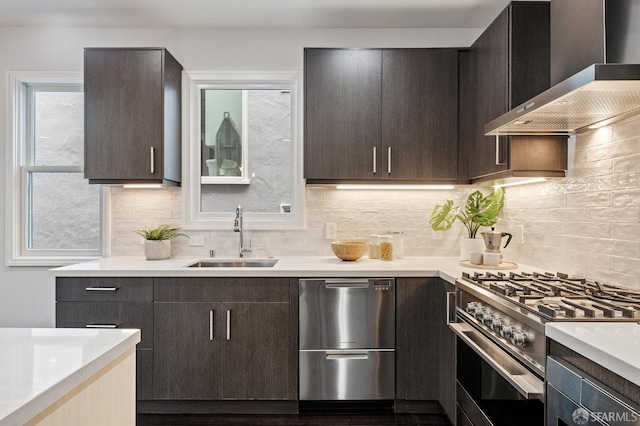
[85,287,117,291]
[85,324,118,329]
[150,147,155,174]
[373,146,377,174]
[495,135,506,166]
[226,309,231,341]
[209,309,214,341]
[387,147,391,174]
[446,291,456,325]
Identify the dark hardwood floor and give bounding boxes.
[137,413,450,426]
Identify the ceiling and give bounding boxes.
[0,0,542,29]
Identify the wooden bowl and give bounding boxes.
[331,241,368,261]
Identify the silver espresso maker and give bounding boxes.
[480,227,512,253]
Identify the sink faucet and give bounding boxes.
[233,205,252,258]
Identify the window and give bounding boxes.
[7,72,108,265]
[183,71,304,230]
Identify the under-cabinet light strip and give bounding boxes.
[122,184,164,189]
[492,178,547,188]
[335,184,455,190]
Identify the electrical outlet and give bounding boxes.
[433,230,443,240]
[517,225,524,244]
[189,235,205,247]
[326,223,337,240]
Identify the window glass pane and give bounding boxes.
[33,91,84,166]
[28,172,101,250]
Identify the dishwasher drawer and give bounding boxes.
[299,350,395,400]
[299,278,395,350]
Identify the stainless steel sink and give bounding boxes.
[187,259,279,268]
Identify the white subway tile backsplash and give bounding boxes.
[566,192,611,207]
[611,223,640,240]
[586,238,639,258]
[547,208,587,221]
[502,114,640,289]
[106,114,640,291]
[565,249,611,270]
[569,159,614,178]
[565,222,609,238]
[588,137,640,162]
[579,126,613,148]
[585,207,640,223]
[614,153,640,173]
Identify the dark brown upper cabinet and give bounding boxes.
[460,2,568,184]
[304,48,460,184]
[84,48,182,185]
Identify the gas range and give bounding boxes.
[452,271,640,382]
[460,271,640,322]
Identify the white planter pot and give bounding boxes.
[460,238,484,261]
[144,240,171,260]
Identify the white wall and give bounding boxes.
[0,26,480,327]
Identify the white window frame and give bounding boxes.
[183,71,305,230]
[6,71,110,266]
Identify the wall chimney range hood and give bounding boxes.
[486,0,640,136]
[485,64,640,135]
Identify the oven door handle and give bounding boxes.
[450,322,544,400]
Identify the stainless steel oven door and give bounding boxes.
[450,322,543,400]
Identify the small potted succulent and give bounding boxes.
[429,188,505,259]
[135,224,188,260]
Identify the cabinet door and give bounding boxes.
[464,7,509,179]
[382,49,459,180]
[304,49,382,181]
[84,49,163,181]
[396,278,455,419]
[154,302,222,399]
[221,302,290,399]
[464,3,551,180]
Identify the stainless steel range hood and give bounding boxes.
[486,0,640,136]
[485,63,640,135]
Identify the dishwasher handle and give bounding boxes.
[324,279,369,288]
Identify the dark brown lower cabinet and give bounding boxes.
[55,277,154,400]
[153,302,222,399]
[221,302,290,399]
[396,278,455,421]
[152,277,294,402]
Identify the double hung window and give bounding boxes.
[7,72,107,265]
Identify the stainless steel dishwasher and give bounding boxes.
[299,278,395,401]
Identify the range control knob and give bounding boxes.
[490,316,503,331]
[510,330,533,347]
[500,323,514,339]
[480,311,493,325]
[474,308,489,321]
[466,302,483,316]
[465,302,479,313]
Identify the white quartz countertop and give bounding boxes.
[49,255,540,285]
[546,322,640,387]
[0,328,140,426]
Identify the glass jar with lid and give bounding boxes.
[380,235,394,261]
[387,231,404,258]
[368,234,381,259]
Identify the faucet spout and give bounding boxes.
[233,205,252,258]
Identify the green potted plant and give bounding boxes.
[135,224,188,260]
[429,188,505,259]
